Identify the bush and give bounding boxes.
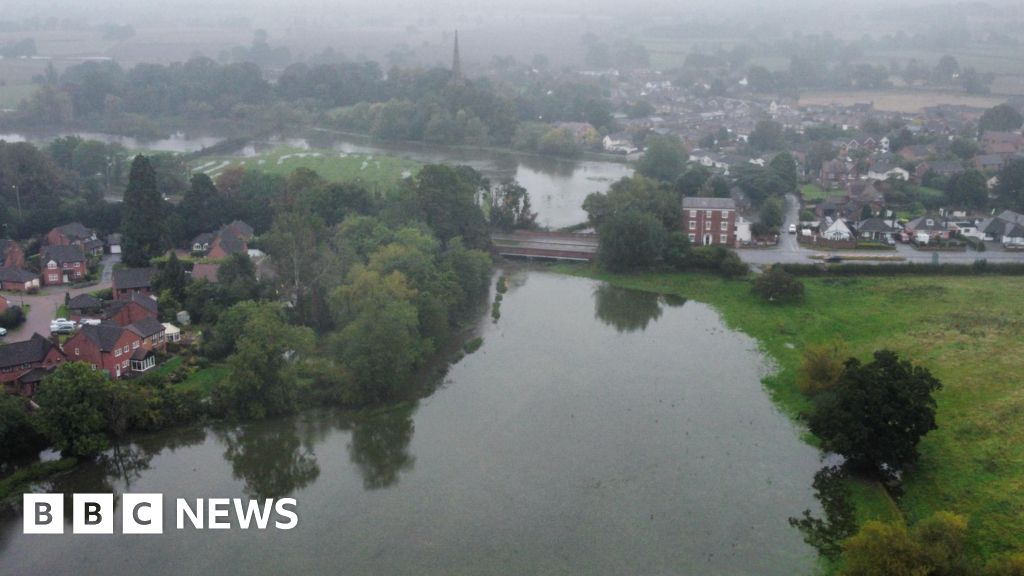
[91,287,113,300]
[597,210,668,272]
[751,267,805,304]
[0,305,26,329]
[796,341,848,394]
[463,337,483,354]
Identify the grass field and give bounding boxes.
[154,357,231,396]
[798,90,1007,113]
[554,265,1024,561]
[191,146,421,192]
[800,183,845,202]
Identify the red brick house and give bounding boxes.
[192,221,252,260]
[40,245,88,286]
[682,197,737,247]
[0,295,9,314]
[0,333,65,396]
[112,268,155,301]
[103,295,159,327]
[0,239,25,268]
[65,324,141,379]
[0,267,39,292]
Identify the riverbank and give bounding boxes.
[553,263,1024,562]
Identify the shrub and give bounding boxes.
[463,337,483,354]
[751,267,805,304]
[796,341,848,394]
[0,306,26,329]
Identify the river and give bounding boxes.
[0,270,824,575]
[0,131,633,229]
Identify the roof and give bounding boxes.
[0,267,37,283]
[682,197,736,210]
[17,367,51,384]
[40,245,86,264]
[53,222,92,241]
[161,322,181,335]
[126,317,165,338]
[856,218,899,234]
[213,228,247,256]
[113,268,155,290]
[68,294,103,310]
[131,347,154,361]
[226,220,254,240]
[106,233,122,245]
[79,324,128,352]
[0,334,56,369]
[907,216,950,231]
[191,232,215,247]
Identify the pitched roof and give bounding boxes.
[79,324,128,352]
[0,267,37,283]
[226,220,254,240]
[113,268,155,290]
[126,317,165,338]
[68,293,103,310]
[213,228,247,256]
[0,334,56,369]
[682,197,736,210]
[40,245,86,264]
[53,222,93,241]
[856,218,899,234]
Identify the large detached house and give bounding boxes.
[46,222,104,256]
[191,220,254,260]
[65,318,166,379]
[0,267,39,292]
[0,334,65,396]
[40,245,88,286]
[682,197,737,247]
[979,210,1024,246]
[104,294,159,326]
[112,268,155,301]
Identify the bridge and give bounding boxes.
[491,231,598,262]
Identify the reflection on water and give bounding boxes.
[347,403,416,490]
[0,270,822,575]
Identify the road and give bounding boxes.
[2,254,119,343]
[739,193,1024,266]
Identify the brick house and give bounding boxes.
[103,295,159,326]
[0,239,26,268]
[65,324,142,379]
[0,295,8,313]
[0,333,65,396]
[682,197,737,247]
[39,245,88,286]
[0,267,39,292]
[112,268,155,301]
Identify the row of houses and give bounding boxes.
[0,222,123,292]
[810,210,1024,247]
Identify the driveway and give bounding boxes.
[1,254,119,343]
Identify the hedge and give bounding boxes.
[777,260,1024,277]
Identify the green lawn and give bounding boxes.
[153,357,230,396]
[801,183,837,202]
[554,265,1024,561]
[190,146,421,193]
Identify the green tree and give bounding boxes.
[796,341,849,394]
[748,119,786,152]
[946,169,988,210]
[769,151,798,192]
[637,135,688,182]
[840,512,969,576]
[35,362,114,457]
[489,180,537,231]
[808,350,942,475]
[0,394,47,462]
[122,154,166,267]
[997,159,1024,210]
[759,196,785,230]
[597,210,668,272]
[978,103,1024,134]
[214,304,315,419]
[154,251,187,301]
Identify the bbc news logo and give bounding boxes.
[23,494,298,534]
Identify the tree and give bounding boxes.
[759,196,785,230]
[214,304,315,419]
[154,251,187,301]
[122,155,166,267]
[597,210,668,272]
[489,180,537,231]
[637,135,688,182]
[997,159,1024,210]
[584,175,680,230]
[178,173,227,242]
[840,512,969,576]
[34,362,114,457]
[769,151,798,192]
[808,350,942,475]
[748,119,786,152]
[0,394,47,462]
[751,267,804,304]
[946,169,988,210]
[978,103,1023,134]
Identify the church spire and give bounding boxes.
[451,30,463,83]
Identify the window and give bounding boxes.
[689,210,696,218]
[688,221,696,230]
[48,274,58,283]
[721,222,728,231]
[688,234,696,242]
[48,261,56,269]
[704,221,711,230]
[133,341,140,350]
[115,348,121,358]
[706,210,712,218]
[74,348,79,355]
[720,234,727,243]
[122,360,129,369]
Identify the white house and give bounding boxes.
[867,163,910,182]
[823,219,853,241]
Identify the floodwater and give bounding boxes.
[0,270,823,575]
[0,131,632,229]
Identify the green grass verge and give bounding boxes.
[553,264,1024,561]
[0,458,78,502]
[800,183,832,202]
[178,364,230,396]
[190,146,421,192]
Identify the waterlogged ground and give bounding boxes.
[0,270,823,575]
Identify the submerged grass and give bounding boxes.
[554,263,1024,560]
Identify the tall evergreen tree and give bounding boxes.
[122,155,165,266]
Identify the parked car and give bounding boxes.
[50,319,76,334]
[0,327,6,337]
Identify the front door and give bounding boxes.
[703,234,712,246]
